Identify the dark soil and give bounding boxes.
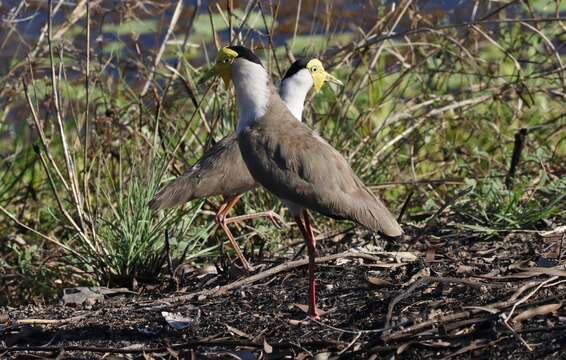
[1,226,565,359]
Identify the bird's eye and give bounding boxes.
[223,58,230,63]
[312,67,318,72]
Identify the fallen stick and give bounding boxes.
[0,339,342,354]
[385,276,485,328]
[168,250,394,302]
[382,295,561,342]
[369,325,566,354]
[505,128,528,189]
[13,316,86,326]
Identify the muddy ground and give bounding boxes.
[1,226,565,359]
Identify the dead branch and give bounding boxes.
[13,315,87,326]
[168,250,390,302]
[140,0,184,97]
[0,205,86,261]
[382,294,562,342]
[385,276,485,329]
[0,339,342,354]
[505,128,529,189]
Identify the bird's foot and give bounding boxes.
[231,260,254,273]
[294,303,325,319]
[308,308,320,320]
[214,212,225,226]
[240,260,254,273]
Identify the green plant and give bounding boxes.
[452,176,565,238]
[93,154,216,285]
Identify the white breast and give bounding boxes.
[279,69,313,122]
[232,59,270,134]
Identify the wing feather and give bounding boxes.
[150,134,257,210]
[238,98,403,237]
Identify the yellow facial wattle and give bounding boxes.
[306,58,343,92]
[213,47,239,86]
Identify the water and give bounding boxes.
[1,0,549,76]
[0,0,561,130]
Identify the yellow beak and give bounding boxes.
[324,72,343,86]
[313,70,344,92]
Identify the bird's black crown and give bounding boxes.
[227,46,262,66]
[282,58,308,81]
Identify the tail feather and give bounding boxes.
[352,184,404,239]
[356,200,404,239]
[149,171,199,211]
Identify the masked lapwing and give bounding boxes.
[213,46,403,319]
[150,57,342,272]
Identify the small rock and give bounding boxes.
[162,311,198,330]
[62,287,104,306]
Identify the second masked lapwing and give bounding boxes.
[213,46,403,319]
[150,57,342,271]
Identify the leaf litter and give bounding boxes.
[1,227,564,359]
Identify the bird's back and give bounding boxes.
[149,134,257,210]
[238,93,403,238]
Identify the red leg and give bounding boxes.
[215,195,252,271]
[301,211,320,319]
[294,216,309,241]
[215,195,242,225]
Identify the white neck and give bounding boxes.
[279,69,313,122]
[232,59,270,134]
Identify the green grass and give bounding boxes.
[92,154,216,286]
[452,176,565,238]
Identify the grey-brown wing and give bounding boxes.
[239,115,402,237]
[150,134,257,210]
